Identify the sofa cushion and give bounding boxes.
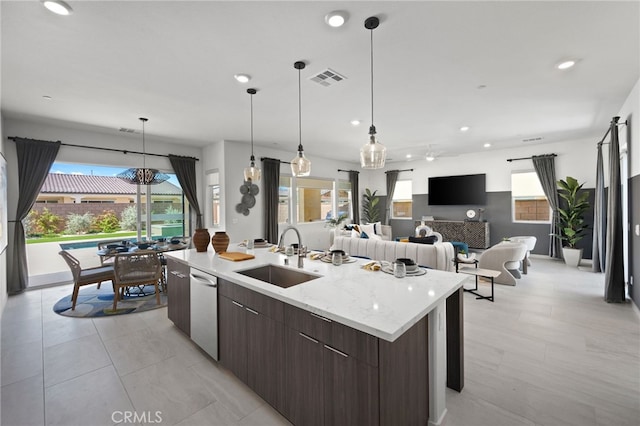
[408,236,438,245]
[360,223,376,237]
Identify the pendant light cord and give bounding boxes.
[370,28,374,133]
[298,66,303,152]
[140,117,147,169]
[250,92,254,159]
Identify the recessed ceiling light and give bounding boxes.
[557,60,576,70]
[325,11,348,27]
[460,126,470,132]
[483,143,491,148]
[426,155,435,162]
[234,74,251,83]
[42,0,73,16]
[350,120,361,126]
[406,154,412,159]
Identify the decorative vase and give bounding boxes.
[192,228,211,252]
[212,231,230,254]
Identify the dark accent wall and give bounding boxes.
[382,190,595,258]
[629,174,639,309]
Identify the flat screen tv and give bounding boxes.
[428,173,486,205]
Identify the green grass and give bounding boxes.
[26,231,138,244]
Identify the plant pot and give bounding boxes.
[562,247,583,267]
[192,228,211,252]
[212,231,230,254]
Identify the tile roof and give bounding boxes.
[41,173,182,195]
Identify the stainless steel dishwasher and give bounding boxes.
[189,267,218,360]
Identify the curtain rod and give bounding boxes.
[385,168,413,173]
[506,153,556,162]
[597,116,628,146]
[260,156,291,165]
[337,169,359,173]
[8,136,199,161]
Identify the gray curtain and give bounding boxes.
[604,117,625,303]
[168,155,202,230]
[9,138,61,294]
[262,158,280,244]
[349,171,360,224]
[592,143,606,272]
[532,155,562,259]
[384,170,399,225]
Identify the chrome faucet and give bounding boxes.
[278,225,304,268]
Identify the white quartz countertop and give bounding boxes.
[166,245,466,342]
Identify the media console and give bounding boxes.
[416,220,490,249]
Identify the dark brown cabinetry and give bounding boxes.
[218,279,285,411]
[283,305,379,426]
[166,257,190,336]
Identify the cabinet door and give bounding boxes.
[246,308,284,411]
[284,327,324,426]
[218,295,248,383]
[323,345,379,426]
[166,258,190,336]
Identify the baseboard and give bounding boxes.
[631,297,640,320]
[428,408,448,426]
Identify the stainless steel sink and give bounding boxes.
[236,264,321,288]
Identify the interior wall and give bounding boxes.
[618,77,639,308]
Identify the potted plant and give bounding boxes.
[362,188,380,224]
[555,176,590,267]
[326,213,348,245]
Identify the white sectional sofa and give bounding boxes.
[331,236,455,272]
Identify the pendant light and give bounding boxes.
[117,118,169,185]
[243,88,261,182]
[360,16,387,169]
[291,61,311,177]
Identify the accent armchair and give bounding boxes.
[477,241,528,285]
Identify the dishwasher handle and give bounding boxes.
[190,273,218,287]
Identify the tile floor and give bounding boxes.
[2,256,639,426]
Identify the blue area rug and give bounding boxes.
[53,283,167,318]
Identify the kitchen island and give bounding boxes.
[165,245,466,426]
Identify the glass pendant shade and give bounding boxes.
[244,158,261,182]
[291,148,311,177]
[360,133,387,169]
[117,118,169,185]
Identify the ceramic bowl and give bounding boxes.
[396,258,418,272]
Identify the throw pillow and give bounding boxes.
[351,229,361,238]
[408,236,438,245]
[360,231,369,239]
[372,221,383,235]
[369,233,382,241]
[360,223,376,237]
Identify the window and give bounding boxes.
[277,176,351,225]
[207,171,221,228]
[336,180,352,220]
[511,171,551,223]
[392,180,412,219]
[279,176,291,224]
[296,177,333,223]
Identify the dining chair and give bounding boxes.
[58,250,116,310]
[113,251,163,311]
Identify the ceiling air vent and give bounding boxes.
[119,127,136,133]
[309,68,347,87]
[522,136,543,142]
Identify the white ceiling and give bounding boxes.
[2,1,639,164]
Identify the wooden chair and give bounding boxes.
[113,251,163,311]
[58,250,116,310]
